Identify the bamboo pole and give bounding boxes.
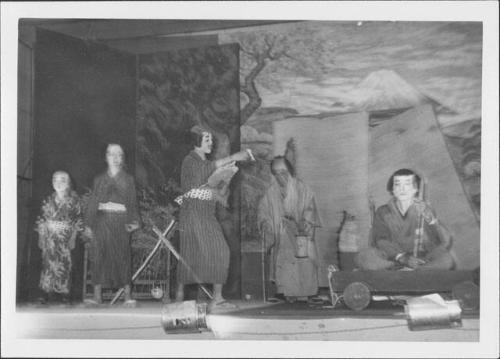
[413,178,426,258]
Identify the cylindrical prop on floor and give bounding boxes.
[405,294,462,331]
[161,300,209,334]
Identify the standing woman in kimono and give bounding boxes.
[84,144,140,305]
[36,171,83,304]
[175,125,249,309]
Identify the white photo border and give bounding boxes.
[2,1,498,358]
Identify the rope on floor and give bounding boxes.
[39,325,160,332]
[214,323,479,336]
[216,323,408,336]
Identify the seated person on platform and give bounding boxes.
[258,156,322,302]
[355,168,455,270]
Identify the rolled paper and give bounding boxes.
[246,148,256,161]
[206,163,239,187]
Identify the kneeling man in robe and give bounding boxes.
[355,168,455,270]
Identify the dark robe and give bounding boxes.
[85,170,139,288]
[355,198,454,270]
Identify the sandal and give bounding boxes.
[83,298,101,306]
[123,299,137,308]
[307,296,324,305]
[267,297,284,303]
[208,300,239,312]
[36,297,47,305]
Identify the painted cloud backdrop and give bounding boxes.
[220,21,482,127]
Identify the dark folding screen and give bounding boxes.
[24,29,136,300]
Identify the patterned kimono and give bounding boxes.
[85,170,139,288]
[258,177,322,297]
[177,151,230,285]
[36,191,83,294]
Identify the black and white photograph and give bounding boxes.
[1,1,499,358]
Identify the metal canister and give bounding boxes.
[405,296,462,331]
[161,300,208,334]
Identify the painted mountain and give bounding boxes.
[350,70,454,111]
[243,70,458,135]
[343,70,457,126]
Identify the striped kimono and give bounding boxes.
[177,151,230,285]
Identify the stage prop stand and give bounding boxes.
[109,219,176,305]
[327,265,340,307]
[152,226,214,300]
[164,244,171,303]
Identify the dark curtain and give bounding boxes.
[23,29,136,301]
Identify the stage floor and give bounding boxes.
[15,299,479,341]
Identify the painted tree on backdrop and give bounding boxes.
[235,25,336,124]
[230,25,336,243]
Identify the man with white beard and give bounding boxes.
[258,156,322,303]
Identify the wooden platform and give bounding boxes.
[330,270,475,293]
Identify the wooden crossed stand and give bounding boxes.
[109,219,213,305]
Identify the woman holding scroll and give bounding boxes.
[175,125,250,309]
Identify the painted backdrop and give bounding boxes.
[218,21,481,270]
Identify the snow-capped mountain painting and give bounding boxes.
[220,21,481,128]
[347,69,456,115]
